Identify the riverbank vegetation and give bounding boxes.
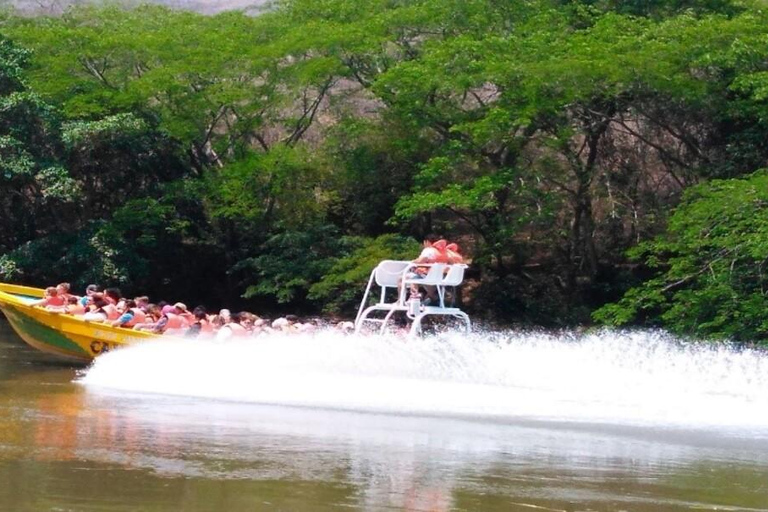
[2,0,768,342]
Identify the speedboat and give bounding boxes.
[0,282,159,362]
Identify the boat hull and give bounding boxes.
[0,283,159,362]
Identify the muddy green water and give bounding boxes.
[2,321,768,511]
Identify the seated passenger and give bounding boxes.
[134,296,150,313]
[405,234,446,303]
[56,282,74,302]
[83,296,110,322]
[79,284,100,307]
[132,304,162,331]
[446,243,464,264]
[111,300,146,328]
[98,290,121,321]
[216,312,249,341]
[104,288,124,313]
[31,287,67,309]
[185,307,213,338]
[65,295,86,315]
[152,303,190,335]
[174,303,195,325]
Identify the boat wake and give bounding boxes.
[78,329,768,432]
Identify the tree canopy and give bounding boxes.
[2,0,768,341]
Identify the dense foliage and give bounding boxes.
[2,0,768,341]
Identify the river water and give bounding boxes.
[1,320,768,511]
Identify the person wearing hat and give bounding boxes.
[152,302,191,335]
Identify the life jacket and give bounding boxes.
[226,322,249,337]
[164,313,188,330]
[103,303,120,321]
[446,242,464,264]
[46,296,66,307]
[431,239,450,263]
[124,308,146,328]
[199,319,214,333]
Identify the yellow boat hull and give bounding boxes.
[0,283,160,362]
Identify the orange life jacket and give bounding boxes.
[200,319,214,333]
[164,313,188,330]
[103,303,120,321]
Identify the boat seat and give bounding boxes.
[375,260,411,288]
[437,264,467,308]
[401,263,447,287]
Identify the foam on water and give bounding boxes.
[78,329,768,431]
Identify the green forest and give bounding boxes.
[3,0,768,342]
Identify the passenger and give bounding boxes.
[152,303,190,335]
[146,304,162,322]
[405,234,444,303]
[65,296,86,316]
[111,300,146,328]
[445,243,464,264]
[210,314,226,331]
[31,287,66,309]
[174,302,195,325]
[134,296,150,313]
[78,284,100,308]
[431,239,450,263]
[250,318,268,336]
[271,316,298,333]
[185,307,213,338]
[56,282,74,302]
[83,296,110,322]
[132,304,162,331]
[99,290,121,321]
[216,312,249,341]
[104,288,124,311]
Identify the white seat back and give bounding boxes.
[419,264,447,285]
[375,260,410,288]
[442,265,466,287]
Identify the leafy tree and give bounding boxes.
[594,171,768,342]
[0,35,77,253]
[309,233,421,314]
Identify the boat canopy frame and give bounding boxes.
[354,260,471,336]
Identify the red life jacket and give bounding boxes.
[46,296,66,307]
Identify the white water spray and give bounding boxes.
[78,329,768,432]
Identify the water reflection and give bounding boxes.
[4,379,768,511]
[3,323,768,511]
